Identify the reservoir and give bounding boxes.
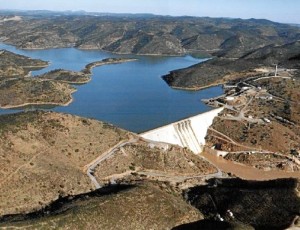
[0,43,223,133]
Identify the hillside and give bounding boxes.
[183,178,300,229]
[2,12,300,91]
[0,183,203,230]
[0,111,216,217]
[0,49,48,78]
[0,78,76,108]
[1,11,300,229]
[0,50,79,108]
[1,13,300,56]
[164,41,300,89]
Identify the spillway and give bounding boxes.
[140,107,224,154]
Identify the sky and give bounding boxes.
[0,0,299,24]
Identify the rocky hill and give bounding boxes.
[2,12,300,91]
[2,12,300,92]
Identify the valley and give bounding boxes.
[0,10,300,229]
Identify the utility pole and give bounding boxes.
[275,64,278,77]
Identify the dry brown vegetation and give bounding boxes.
[0,50,48,78]
[0,50,78,109]
[94,142,216,185]
[0,111,215,217]
[0,78,76,108]
[0,111,129,215]
[0,183,203,230]
[38,69,91,84]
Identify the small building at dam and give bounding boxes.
[140,107,224,154]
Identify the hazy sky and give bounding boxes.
[0,0,299,24]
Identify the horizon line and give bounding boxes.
[0,9,297,25]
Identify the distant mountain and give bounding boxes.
[0,12,299,56]
[289,23,300,28]
[1,11,300,90]
[0,10,158,18]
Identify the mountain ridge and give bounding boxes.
[1,12,299,57]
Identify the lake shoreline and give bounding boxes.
[170,82,223,91]
[0,42,223,133]
[0,89,76,110]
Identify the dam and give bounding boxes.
[140,107,224,154]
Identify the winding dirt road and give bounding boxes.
[83,137,224,189]
[83,138,138,189]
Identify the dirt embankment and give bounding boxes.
[93,141,216,186]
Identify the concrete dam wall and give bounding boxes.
[140,107,224,154]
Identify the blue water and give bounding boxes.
[0,43,223,133]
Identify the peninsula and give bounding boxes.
[0,49,48,78]
[0,78,76,109]
[38,58,137,84]
[0,50,135,108]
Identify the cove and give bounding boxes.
[0,43,223,133]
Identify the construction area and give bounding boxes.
[204,66,300,173]
[142,66,300,176]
